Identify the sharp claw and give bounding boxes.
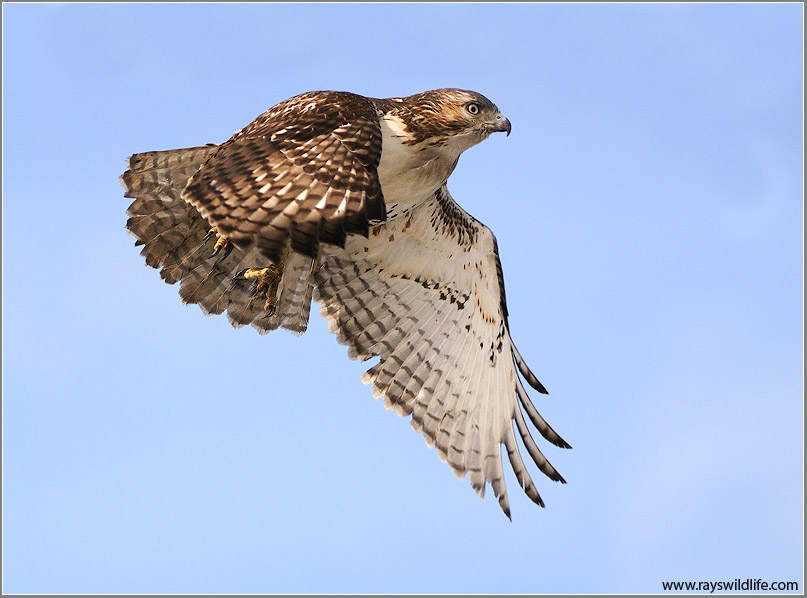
[206,228,234,261]
[240,249,289,319]
[209,240,233,261]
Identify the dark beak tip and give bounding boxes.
[496,116,512,137]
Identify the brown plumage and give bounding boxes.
[121,89,569,518]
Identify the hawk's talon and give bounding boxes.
[204,227,233,260]
[203,227,218,244]
[209,238,233,260]
[241,252,287,317]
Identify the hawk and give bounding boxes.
[121,88,570,518]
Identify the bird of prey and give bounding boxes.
[121,88,570,518]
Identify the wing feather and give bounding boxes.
[516,374,572,448]
[513,405,566,483]
[512,340,548,394]
[370,286,459,417]
[315,184,569,515]
[182,91,385,263]
[389,297,460,417]
[503,423,545,507]
[121,147,316,335]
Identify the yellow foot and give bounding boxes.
[204,227,233,260]
[241,253,287,317]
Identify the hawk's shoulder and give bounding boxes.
[181,90,386,262]
[234,90,381,146]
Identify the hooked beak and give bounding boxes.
[490,113,511,136]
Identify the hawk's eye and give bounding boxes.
[466,102,480,115]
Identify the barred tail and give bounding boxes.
[121,146,314,334]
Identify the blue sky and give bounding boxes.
[3,3,803,594]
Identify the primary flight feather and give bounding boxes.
[121,88,570,518]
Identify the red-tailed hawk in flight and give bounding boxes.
[121,89,570,518]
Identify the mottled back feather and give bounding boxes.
[182,91,386,263]
[121,146,315,334]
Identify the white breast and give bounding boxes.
[376,114,457,213]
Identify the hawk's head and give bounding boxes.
[385,88,511,152]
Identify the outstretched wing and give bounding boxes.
[315,185,570,518]
[182,91,386,263]
[122,145,222,284]
[122,146,316,334]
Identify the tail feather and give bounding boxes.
[273,252,315,334]
[122,146,315,334]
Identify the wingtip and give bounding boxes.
[511,340,549,394]
[528,490,546,509]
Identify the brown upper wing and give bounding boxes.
[182,91,386,263]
